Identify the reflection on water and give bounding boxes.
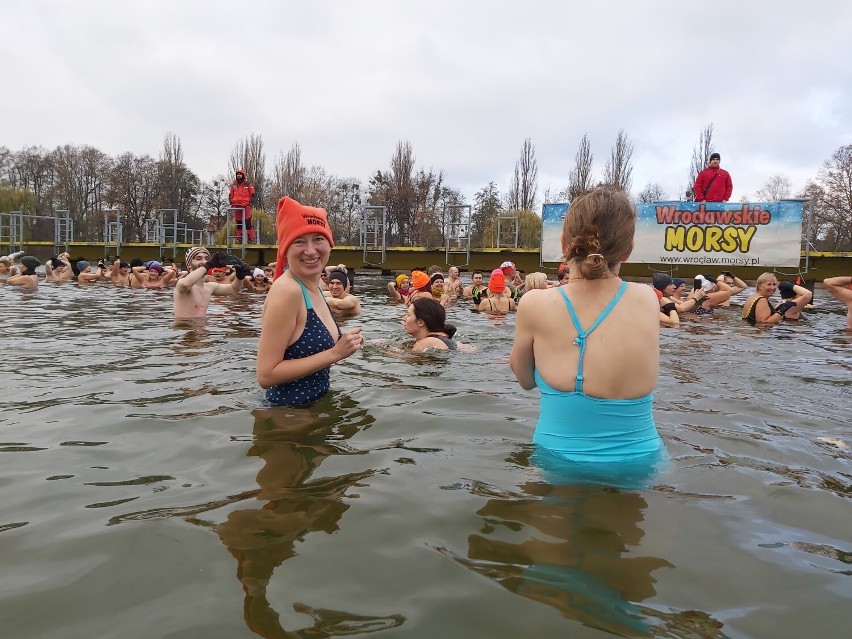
[443,447,728,638]
[0,276,850,638]
[216,397,405,638]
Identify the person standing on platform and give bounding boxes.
[693,153,733,203]
[229,168,257,243]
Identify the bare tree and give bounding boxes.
[687,123,714,200]
[568,134,594,202]
[270,142,305,205]
[755,174,793,201]
[229,133,267,207]
[472,182,502,248]
[637,182,668,203]
[158,132,201,226]
[199,175,229,232]
[105,153,160,242]
[0,146,12,186]
[506,139,538,212]
[388,140,416,244]
[810,144,852,250]
[50,144,110,236]
[9,146,55,214]
[602,129,634,193]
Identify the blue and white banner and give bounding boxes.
[541,200,805,267]
[541,203,569,263]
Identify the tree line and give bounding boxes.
[1,128,850,250]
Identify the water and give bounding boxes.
[1,276,850,639]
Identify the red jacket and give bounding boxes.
[693,167,732,202]
[229,176,255,208]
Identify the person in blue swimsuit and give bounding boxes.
[510,187,664,462]
[257,197,364,407]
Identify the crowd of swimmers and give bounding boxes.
[3,248,851,332]
[3,187,852,463]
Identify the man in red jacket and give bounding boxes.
[229,168,257,243]
[693,153,733,203]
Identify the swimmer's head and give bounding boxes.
[185,246,210,270]
[488,269,506,293]
[411,270,430,291]
[395,274,409,289]
[20,256,41,274]
[652,273,674,293]
[274,197,334,277]
[694,274,716,292]
[327,270,348,293]
[778,280,796,299]
[561,187,635,281]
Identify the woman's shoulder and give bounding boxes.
[415,336,449,351]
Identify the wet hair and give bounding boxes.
[562,187,635,281]
[411,298,457,338]
[427,265,443,276]
[525,272,548,290]
[129,258,145,268]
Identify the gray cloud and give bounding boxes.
[3,0,850,203]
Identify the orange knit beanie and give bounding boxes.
[273,197,335,279]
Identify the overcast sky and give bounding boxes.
[3,0,850,205]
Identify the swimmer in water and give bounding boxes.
[257,197,363,407]
[822,276,852,330]
[404,297,468,352]
[173,247,245,319]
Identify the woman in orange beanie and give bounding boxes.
[406,270,433,304]
[257,197,364,406]
[477,269,516,314]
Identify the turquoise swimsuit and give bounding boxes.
[533,282,663,462]
[265,277,340,407]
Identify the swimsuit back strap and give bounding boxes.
[558,280,628,392]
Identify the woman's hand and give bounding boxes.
[334,327,364,359]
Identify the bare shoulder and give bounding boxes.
[265,276,303,307]
[624,282,659,307]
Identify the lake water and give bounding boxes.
[1,275,850,639]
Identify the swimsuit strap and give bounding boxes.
[291,274,314,309]
[558,280,628,393]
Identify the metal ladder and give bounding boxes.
[54,210,73,255]
[361,206,387,265]
[445,204,472,267]
[0,211,24,256]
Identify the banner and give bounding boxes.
[541,200,806,267]
[541,203,569,263]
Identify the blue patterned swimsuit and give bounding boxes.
[265,277,340,407]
